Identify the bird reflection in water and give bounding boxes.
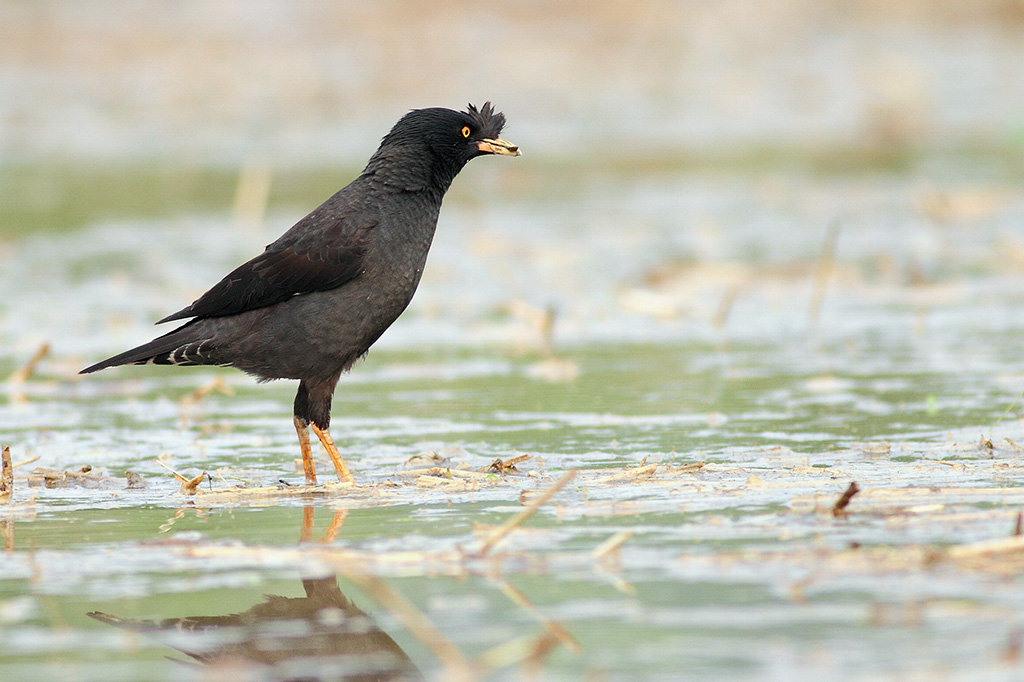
[88,508,423,682]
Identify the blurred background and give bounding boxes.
[3,0,1024,163]
[3,0,1024,357]
[4,2,1024,681]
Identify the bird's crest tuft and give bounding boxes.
[464,102,506,138]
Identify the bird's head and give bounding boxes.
[368,102,520,193]
[457,102,521,158]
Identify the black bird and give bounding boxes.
[81,103,520,485]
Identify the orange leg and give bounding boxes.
[293,416,318,485]
[310,424,354,483]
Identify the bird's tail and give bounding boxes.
[80,321,220,374]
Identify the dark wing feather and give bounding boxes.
[158,208,376,323]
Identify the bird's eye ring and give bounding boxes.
[461,126,471,138]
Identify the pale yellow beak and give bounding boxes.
[477,137,521,156]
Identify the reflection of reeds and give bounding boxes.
[493,577,583,655]
[344,572,474,681]
[476,469,576,556]
[164,457,1024,679]
[591,530,633,561]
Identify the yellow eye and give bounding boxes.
[461,126,471,138]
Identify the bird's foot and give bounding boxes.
[310,424,355,484]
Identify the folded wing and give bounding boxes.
[159,210,376,323]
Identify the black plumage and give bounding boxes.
[81,103,519,484]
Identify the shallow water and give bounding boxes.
[4,158,1024,681]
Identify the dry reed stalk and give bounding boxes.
[832,481,860,517]
[156,459,207,494]
[945,535,1024,560]
[11,455,40,469]
[672,461,706,473]
[178,376,234,406]
[399,467,491,479]
[7,343,50,384]
[195,480,355,503]
[590,464,658,484]
[1,446,12,503]
[481,454,532,473]
[809,221,840,328]
[476,470,576,556]
[232,159,272,230]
